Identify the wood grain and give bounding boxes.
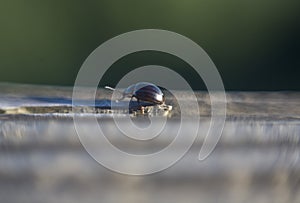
[0,83,299,203]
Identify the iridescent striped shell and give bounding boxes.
[124,82,164,104]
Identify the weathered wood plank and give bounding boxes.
[0,83,299,203]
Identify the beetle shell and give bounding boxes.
[125,82,164,105]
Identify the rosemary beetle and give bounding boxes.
[105,82,165,105]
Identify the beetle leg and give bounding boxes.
[137,99,145,114]
[135,97,145,115]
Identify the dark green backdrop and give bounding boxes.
[0,1,299,90]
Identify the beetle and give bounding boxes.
[105,82,165,105]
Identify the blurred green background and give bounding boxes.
[0,1,299,90]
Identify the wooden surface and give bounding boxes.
[0,83,299,203]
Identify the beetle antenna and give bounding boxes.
[105,86,125,102]
[104,86,116,91]
[105,86,123,94]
